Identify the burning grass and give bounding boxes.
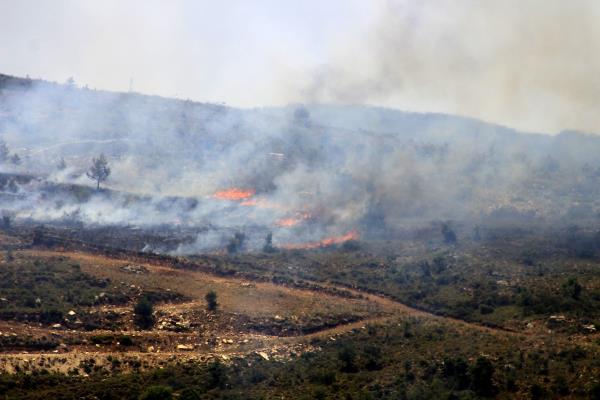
[212,188,256,201]
[281,230,360,250]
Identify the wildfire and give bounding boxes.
[277,218,300,227]
[282,230,359,250]
[213,188,256,201]
[240,198,258,206]
[276,212,312,227]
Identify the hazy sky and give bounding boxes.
[1,0,600,134]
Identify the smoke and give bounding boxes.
[295,0,600,134]
[4,1,600,133]
[2,74,600,254]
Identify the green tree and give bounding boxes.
[205,290,218,311]
[179,387,203,400]
[207,361,226,389]
[86,154,111,190]
[470,356,495,396]
[338,344,357,373]
[134,297,155,330]
[1,214,11,230]
[441,223,457,244]
[562,277,582,300]
[263,232,276,253]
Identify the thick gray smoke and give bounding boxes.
[2,75,600,253]
[295,0,600,134]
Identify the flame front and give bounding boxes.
[277,217,300,227]
[282,230,359,250]
[213,188,256,201]
[276,212,312,227]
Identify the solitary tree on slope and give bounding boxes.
[86,154,111,190]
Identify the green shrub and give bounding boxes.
[134,297,155,330]
[205,290,218,312]
[139,385,173,400]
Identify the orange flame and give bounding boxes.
[276,212,312,227]
[213,188,256,201]
[240,198,259,206]
[277,218,300,227]
[282,230,359,250]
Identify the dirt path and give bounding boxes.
[23,249,524,338]
[0,248,554,374]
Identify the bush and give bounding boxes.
[227,232,245,254]
[562,278,582,301]
[139,385,173,400]
[263,232,276,253]
[530,383,547,400]
[1,215,11,230]
[205,290,218,312]
[309,369,336,385]
[590,383,600,400]
[479,304,495,315]
[207,361,226,389]
[179,387,203,400]
[120,335,134,346]
[134,297,155,330]
[341,240,361,251]
[470,356,495,396]
[442,357,470,390]
[338,344,358,373]
[441,223,457,244]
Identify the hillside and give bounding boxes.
[3,73,600,253]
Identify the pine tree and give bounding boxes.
[86,154,111,190]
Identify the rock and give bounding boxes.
[583,324,596,332]
[547,315,568,328]
[67,310,76,316]
[51,324,62,329]
[147,346,155,352]
[274,315,285,321]
[177,344,194,351]
[121,265,148,274]
[258,352,270,361]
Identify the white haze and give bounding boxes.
[1,1,600,133]
[2,75,600,254]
